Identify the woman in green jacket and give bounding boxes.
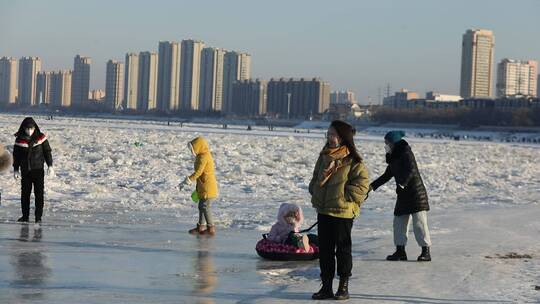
[309,120,370,300]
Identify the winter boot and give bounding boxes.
[206,225,216,236]
[312,277,334,300]
[386,245,407,261]
[17,216,29,223]
[189,224,206,235]
[334,276,350,300]
[417,246,431,262]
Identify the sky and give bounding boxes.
[1,0,539,104]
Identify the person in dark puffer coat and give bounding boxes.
[370,131,432,262]
[12,117,54,223]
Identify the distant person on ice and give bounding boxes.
[1,143,13,205]
[267,203,311,251]
[309,120,370,300]
[178,136,219,236]
[370,130,432,262]
[12,117,54,223]
[0,143,12,172]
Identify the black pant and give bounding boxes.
[317,213,353,279]
[21,169,45,220]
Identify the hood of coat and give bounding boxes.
[386,139,410,163]
[14,117,43,140]
[190,136,210,155]
[267,202,305,243]
[276,203,304,228]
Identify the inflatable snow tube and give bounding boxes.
[256,238,319,261]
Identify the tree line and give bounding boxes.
[371,107,540,127]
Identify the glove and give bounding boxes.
[177,177,192,191]
[13,170,20,180]
[365,184,373,200]
[47,166,55,177]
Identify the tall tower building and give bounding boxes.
[460,29,495,98]
[71,55,91,106]
[124,53,139,110]
[496,59,538,98]
[0,57,18,105]
[180,39,205,111]
[199,47,225,111]
[157,41,181,111]
[223,51,251,113]
[105,60,124,110]
[18,56,42,106]
[137,51,158,111]
[50,70,72,107]
[36,71,53,104]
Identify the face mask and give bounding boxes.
[25,128,35,136]
[384,144,392,153]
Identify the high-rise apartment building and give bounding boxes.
[137,51,158,111]
[124,53,139,110]
[71,55,91,106]
[106,60,124,110]
[199,47,225,111]
[0,57,18,105]
[496,59,537,98]
[157,41,181,111]
[460,29,495,98]
[223,51,251,113]
[18,56,42,106]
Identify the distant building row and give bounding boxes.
[230,78,331,119]
[0,55,95,108]
[105,41,251,113]
[383,89,539,110]
[0,39,251,114]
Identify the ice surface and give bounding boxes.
[0,114,538,303]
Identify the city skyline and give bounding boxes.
[1,0,539,104]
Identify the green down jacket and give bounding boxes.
[309,155,370,219]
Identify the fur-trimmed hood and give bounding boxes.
[267,203,304,243]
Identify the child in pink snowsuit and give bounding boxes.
[267,203,310,251]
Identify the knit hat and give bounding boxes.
[384,130,406,144]
[330,120,356,146]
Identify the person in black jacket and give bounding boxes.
[370,131,432,262]
[12,117,54,223]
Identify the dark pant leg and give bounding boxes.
[33,170,45,220]
[335,218,354,278]
[317,213,336,280]
[20,172,33,218]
